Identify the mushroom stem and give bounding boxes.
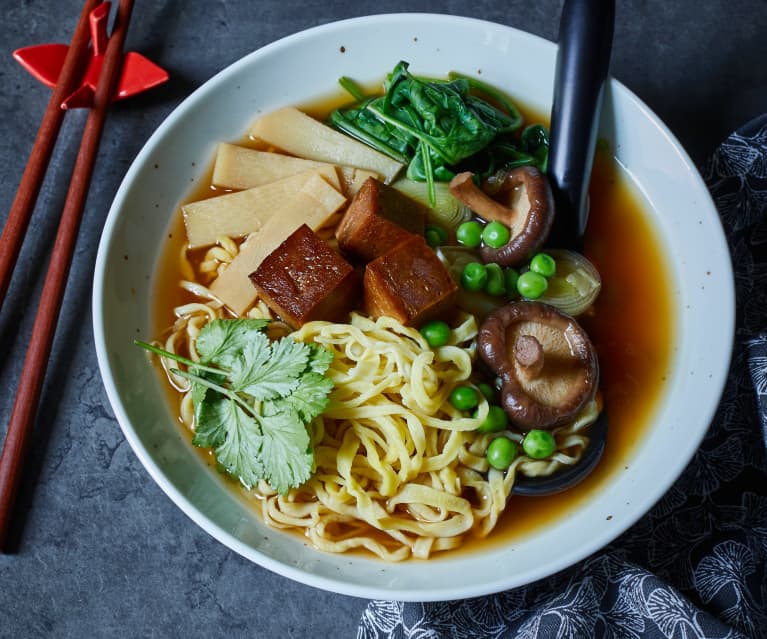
[514,334,544,379]
[448,168,555,268]
[448,172,523,227]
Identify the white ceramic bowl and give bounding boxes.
[93,14,734,601]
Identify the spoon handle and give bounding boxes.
[547,0,615,249]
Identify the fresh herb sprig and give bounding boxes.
[136,318,334,494]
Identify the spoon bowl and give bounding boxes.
[512,410,607,495]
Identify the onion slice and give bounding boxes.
[393,179,471,233]
[538,249,601,315]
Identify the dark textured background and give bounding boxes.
[0,1,765,637]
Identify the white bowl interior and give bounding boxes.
[93,14,734,601]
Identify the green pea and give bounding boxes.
[420,320,451,347]
[477,382,496,402]
[456,221,483,248]
[424,229,441,248]
[522,429,556,459]
[477,405,509,433]
[517,270,548,299]
[482,221,511,248]
[425,225,449,248]
[450,386,480,411]
[530,252,556,278]
[484,262,506,296]
[461,262,488,291]
[504,267,519,297]
[486,437,518,470]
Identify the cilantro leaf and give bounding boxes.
[205,397,266,489]
[228,334,308,400]
[306,343,334,375]
[136,319,335,495]
[191,379,208,408]
[196,318,270,367]
[192,389,233,448]
[190,368,226,409]
[277,372,334,423]
[258,409,313,494]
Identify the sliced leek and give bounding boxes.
[393,179,472,234]
[538,249,601,316]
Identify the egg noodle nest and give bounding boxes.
[153,235,596,560]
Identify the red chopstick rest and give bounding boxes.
[13,1,168,110]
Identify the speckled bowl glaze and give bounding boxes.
[93,14,734,601]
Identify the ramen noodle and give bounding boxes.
[152,234,596,560]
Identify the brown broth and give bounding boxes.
[151,100,675,557]
[152,167,220,334]
[456,150,675,553]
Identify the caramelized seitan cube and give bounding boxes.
[250,224,361,329]
[364,235,458,327]
[335,177,428,262]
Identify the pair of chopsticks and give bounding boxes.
[0,0,134,550]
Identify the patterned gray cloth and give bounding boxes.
[358,116,767,639]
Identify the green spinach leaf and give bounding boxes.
[328,60,545,204]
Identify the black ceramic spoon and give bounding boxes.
[512,0,614,496]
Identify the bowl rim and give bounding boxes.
[92,12,735,601]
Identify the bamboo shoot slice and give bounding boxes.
[212,143,378,196]
[209,174,347,315]
[182,167,339,248]
[249,107,403,184]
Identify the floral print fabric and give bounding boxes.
[358,116,767,639]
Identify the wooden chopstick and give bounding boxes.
[0,0,100,312]
[0,0,135,550]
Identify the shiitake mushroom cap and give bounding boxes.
[478,301,599,430]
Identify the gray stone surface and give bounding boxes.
[0,1,764,637]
